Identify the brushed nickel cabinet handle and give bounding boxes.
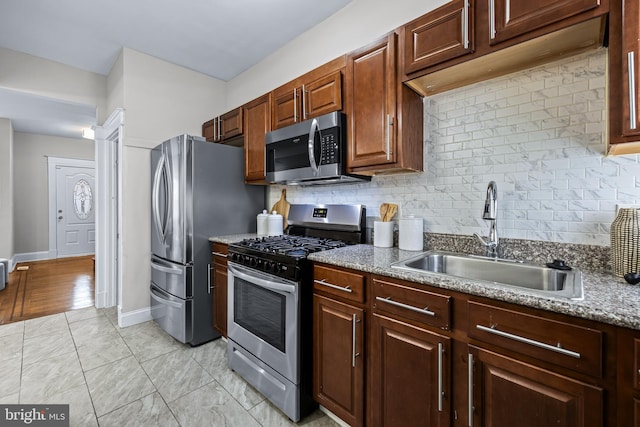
[211,251,227,258]
[629,51,637,130]
[489,0,496,39]
[476,324,581,358]
[293,88,297,123]
[352,313,361,367]
[314,279,352,293]
[438,342,444,412]
[463,0,470,49]
[207,263,213,294]
[375,296,435,316]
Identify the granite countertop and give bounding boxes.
[209,234,640,330]
[307,244,640,331]
[209,234,259,244]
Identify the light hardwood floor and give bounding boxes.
[0,256,94,324]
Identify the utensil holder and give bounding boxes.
[374,221,394,248]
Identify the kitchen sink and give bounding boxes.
[391,250,584,300]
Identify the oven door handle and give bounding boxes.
[228,263,296,294]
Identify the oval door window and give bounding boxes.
[73,179,93,220]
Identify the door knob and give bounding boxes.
[58,216,63,220]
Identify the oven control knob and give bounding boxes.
[230,253,239,262]
[264,261,274,272]
[249,257,257,267]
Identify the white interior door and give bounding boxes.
[56,165,96,257]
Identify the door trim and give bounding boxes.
[47,156,95,259]
[94,108,124,312]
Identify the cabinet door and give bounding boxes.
[220,107,243,141]
[212,266,227,336]
[243,93,271,183]
[469,345,603,427]
[272,83,300,130]
[621,0,640,137]
[313,294,364,427]
[370,314,450,427]
[202,118,217,142]
[304,70,343,120]
[490,0,601,45]
[346,33,397,169]
[403,0,473,74]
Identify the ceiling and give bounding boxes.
[0,0,352,139]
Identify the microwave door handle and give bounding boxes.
[308,117,320,175]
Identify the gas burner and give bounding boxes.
[234,235,347,257]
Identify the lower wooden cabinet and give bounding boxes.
[311,265,620,427]
[370,314,450,427]
[468,345,603,426]
[313,294,365,427]
[211,242,228,337]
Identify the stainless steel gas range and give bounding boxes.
[226,204,366,422]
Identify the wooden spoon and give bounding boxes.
[385,203,398,222]
[380,203,398,222]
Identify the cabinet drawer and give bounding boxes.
[212,242,228,266]
[468,301,602,377]
[372,278,451,330]
[313,265,365,304]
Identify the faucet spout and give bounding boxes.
[476,181,499,258]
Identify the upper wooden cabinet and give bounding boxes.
[489,0,602,45]
[404,0,608,96]
[202,107,243,145]
[402,0,474,74]
[243,93,271,184]
[271,56,345,130]
[609,0,640,152]
[346,32,423,174]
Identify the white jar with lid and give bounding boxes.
[257,210,269,236]
[268,211,283,236]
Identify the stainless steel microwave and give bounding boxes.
[265,111,370,186]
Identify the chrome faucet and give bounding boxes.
[474,181,499,258]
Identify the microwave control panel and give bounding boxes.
[319,127,340,165]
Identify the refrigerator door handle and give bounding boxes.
[150,286,183,309]
[151,258,184,275]
[152,153,170,241]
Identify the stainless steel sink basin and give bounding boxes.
[391,250,583,300]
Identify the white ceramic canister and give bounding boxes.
[268,211,284,236]
[374,221,394,248]
[257,210,269,236]
[398,215,423,251]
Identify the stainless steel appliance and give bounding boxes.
[265,112,370,186]
[227,204,366,421]
[150,134,264,346]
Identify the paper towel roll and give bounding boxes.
[399,216,423,251]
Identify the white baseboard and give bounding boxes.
[13,251,52,267]
[118,305,152,328]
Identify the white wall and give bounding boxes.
[13,132,94,254]
[271,49,640,246]
[0,47,108,123]
[0,119,14,262]
[109,48,227,313]
[226,0,447,108]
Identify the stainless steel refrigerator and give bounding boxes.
[150,134,264,346]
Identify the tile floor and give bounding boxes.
[0,307,340,427]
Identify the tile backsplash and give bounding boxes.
[269,48,640,247]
